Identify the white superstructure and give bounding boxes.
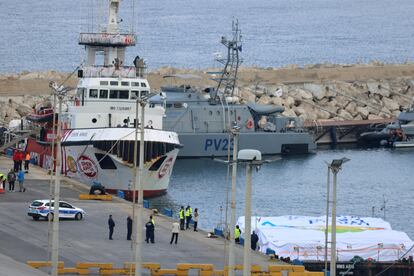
[55,0,181,197]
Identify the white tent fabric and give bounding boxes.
[237,215,414,261]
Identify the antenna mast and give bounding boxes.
[214,19,243,98]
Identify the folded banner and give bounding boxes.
[237,215,413,262]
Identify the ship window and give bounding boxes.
[99,89,108,99]
[174,103,183,108]
[109,90,117,99]
[94,153,117,170]
[141,82,147,87]
[109,90,129,99]
[110,81,119,86]
[119,90,129,99]
[149,155,167,171]
[100,81,108,85]
[131,90,139,99]
[141,90,149,97]
[132,82,140,87]
[89,89,98,98]
[121,81,130,86]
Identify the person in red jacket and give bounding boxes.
[17,151,24,171]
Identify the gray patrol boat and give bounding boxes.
[150,21,316,157]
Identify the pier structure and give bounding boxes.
[0,156,291,276]
[305,118,395,146]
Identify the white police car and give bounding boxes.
[28,199,85,221]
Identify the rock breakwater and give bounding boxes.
[0,64,413,125]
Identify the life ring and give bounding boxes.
[246,119,254,129]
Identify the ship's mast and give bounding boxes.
[214,20,243,98]
[79,0,137,72]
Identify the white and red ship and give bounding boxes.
[26,0,180,198]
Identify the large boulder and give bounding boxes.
[257,95,272,105]
[338,109,353,120]
[367,81,390,97]
[382,97,400,111]
[16,104,33,117]
[271,97,285,107]
[293,88,313,100]
[356,106,370,119]
[284,96,295,108]
[345,102,358,117]
[282,108,297,118]
[303,83,326,100]
[240,88,256,103]
[368,114,383,120]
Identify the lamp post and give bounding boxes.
[214,148,278,276]
[324,166,330,275]
[328,157,350,276]
[48,82,69,276]
[133,93,157,276]
[237,149,278,276]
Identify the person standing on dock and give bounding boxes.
[170,221,180,244]
[17,151,24,171]
[108,215,115,240]
[179,206,185,230]
[24,152,31,173]
[126,216,132,240]
[235,225,241,244]
[251,230,259,250]
[185,205,193,229]
[7,169,16,192]
[145,218,155,243]
[17,169,25,192]
[193,208,199,231]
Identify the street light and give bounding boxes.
[48,81,70,276]
[326,157,350,276]
[132,92,158,276]
[237,149,279,276]
[228,124,240,276]
[214,147,278,276]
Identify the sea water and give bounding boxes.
[1,0,414,72]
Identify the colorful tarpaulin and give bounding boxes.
[237,215,414,261]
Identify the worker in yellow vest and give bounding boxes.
[179,206,185,230]
[150,215,155,227]
[0,173,6,192]
[185,205,193,229]
[235,225,241,244]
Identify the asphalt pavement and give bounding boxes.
[0,156,280,275]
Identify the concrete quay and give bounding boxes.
[0,156,281,275]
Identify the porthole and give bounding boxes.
[92,118,97,123]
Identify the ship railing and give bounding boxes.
[81,66,137,78]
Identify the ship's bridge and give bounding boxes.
[62,77,164,130]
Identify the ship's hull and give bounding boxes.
[62,145,179,198]
[26,127,180,198]
[176,132,316,157]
